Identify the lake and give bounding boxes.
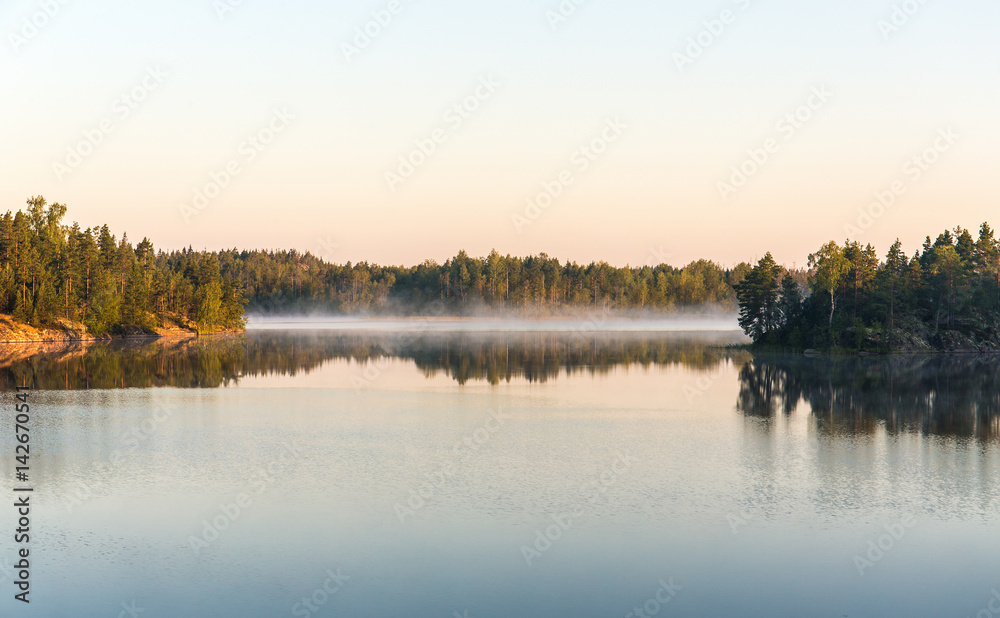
[1,324,998,617]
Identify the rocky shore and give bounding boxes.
[0,313,219,343]
[866,316,1000,353]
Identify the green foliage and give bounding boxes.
[739,224,1000,351]
[808,240,850,329]
[734,253,782,341]
[0,197,245,334]
[0,197,760,333]
[234,248,746,315]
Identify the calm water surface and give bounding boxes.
[1,327,998,617]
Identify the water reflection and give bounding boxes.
[402,331,745,384]
[3,331,999,441]
[736,354,1000,441]
[0,330,748,390]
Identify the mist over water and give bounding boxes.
[245,314,743,333]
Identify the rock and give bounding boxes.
[0,314,95,342]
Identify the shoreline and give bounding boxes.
[744,346,1000,357]
[0,312,996,355]
[0,314,242,344]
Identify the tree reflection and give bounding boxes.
[735,354,1000,441]
[0,330,749,389]
[736,358,802,418]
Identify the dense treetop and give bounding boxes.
[5,198,747,335]
[1,197,245,335]
[235,248,745,316]
[19,196,996,351]
[735,224,1000,351]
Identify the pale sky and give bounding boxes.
[1,0,997,268]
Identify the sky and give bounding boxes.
[1,0,998,269]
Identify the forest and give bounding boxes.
[3,197,746,336]
[231,248,745,315]
[735,223,1000,351]
[0,197,245,335]
[15,196,999,351]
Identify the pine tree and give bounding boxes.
[735,253,782,342]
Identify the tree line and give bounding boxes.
[1,197,244,335]
[5,198,750,335]
[26,197,999,350]
[226,251,746,315]
[735,223,1000,351]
